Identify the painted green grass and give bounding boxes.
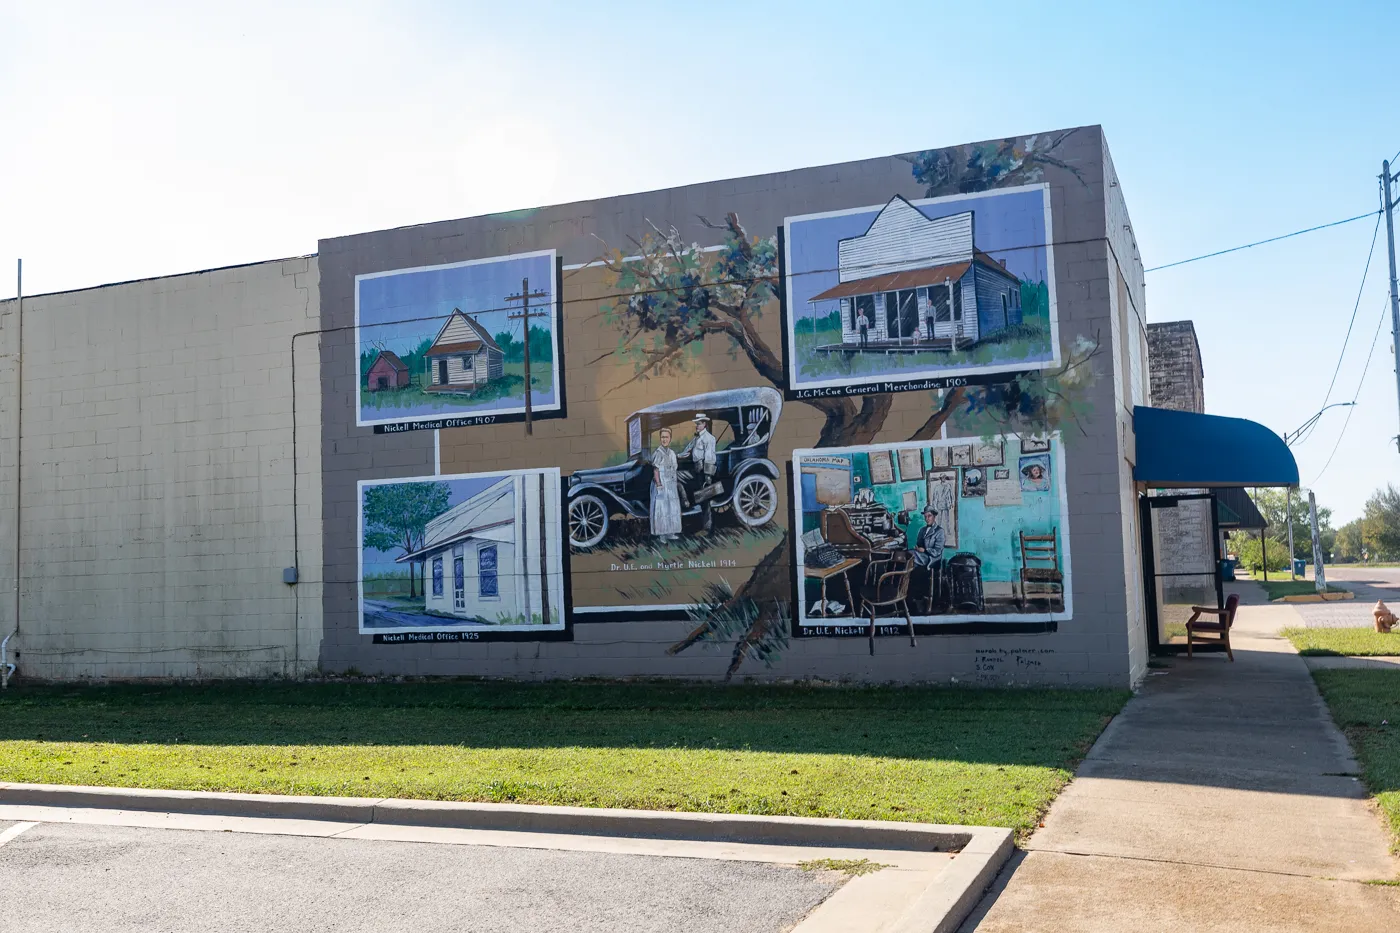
[359,363,554,414]
[1310,669,1400,850]
[0,681,1127,838]
[792,323,1053,382]
[1282,627,1400,657]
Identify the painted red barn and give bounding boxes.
[366,350,411,391]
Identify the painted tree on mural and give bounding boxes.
[900,128,1088,195]
[362,482,451,598]
[592,133,1100,677]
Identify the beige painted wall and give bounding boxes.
[0,257,323,680]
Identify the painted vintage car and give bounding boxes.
[566,387,783,548]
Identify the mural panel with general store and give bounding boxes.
[783,186,1058,397]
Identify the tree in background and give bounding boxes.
[493,325,553,363]
[1250,488,1334,561]
[1335,519,1365,562]
[1361,484,1400,560]
[1231,532,1291,573]
[362,483,452,598]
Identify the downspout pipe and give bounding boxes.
[1,632,14,689]
[6,259,21,687]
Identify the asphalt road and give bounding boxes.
[1290,565,1400,628]
[0,821,840,933]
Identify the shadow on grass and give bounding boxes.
[0,680,1128,768]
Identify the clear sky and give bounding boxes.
[3,0,1398,522]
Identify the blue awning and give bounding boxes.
[1133,406,1298,488]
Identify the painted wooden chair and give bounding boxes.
[1185,592,1240,661]
[1016,530,1064,610]
[860,551,917,656]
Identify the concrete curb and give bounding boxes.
[0,781,1012,933]
[1279,591,1355,603]
[0,780,982,850]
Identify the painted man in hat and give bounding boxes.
[912,505,946,611]
[680,412,718,533]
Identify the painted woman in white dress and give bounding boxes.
[650,427,683,540]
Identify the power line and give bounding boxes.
[1144,211,1379,273]
[1310,295,1391,484]
[1298,212,1383,446]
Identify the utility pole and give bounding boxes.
[506,277,549,436]
[1308,491,1327,595]
[1383,161,1400,453]
[1287,487,1296,579]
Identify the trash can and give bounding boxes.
[1293,559,1307,578]
[1220,558,1237,582]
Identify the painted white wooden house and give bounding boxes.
[424,309,505,391]
[810,196,1023,348]
[396,473,561,625]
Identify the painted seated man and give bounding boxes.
[911,506,947,611]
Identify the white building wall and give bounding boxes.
[0,256,323,680]
[837,202,973,282]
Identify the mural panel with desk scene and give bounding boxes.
[792,434,1071,632]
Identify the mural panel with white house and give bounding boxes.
[783,185,1060,397]
[358,468,566,635]
[355,249,562,429]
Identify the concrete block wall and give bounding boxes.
[0,257,324,680]
[318,126,1148,687]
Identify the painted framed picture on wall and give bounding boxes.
[357,468,568,638]
[962,466,987,498]
[926,470,959,549]
[780,185,1061,400]
[355,249,565,432]
[869,450,896,484]
[930,446,951,468]
[790,435,1071,631]
[951,445,972,466]
[973,442,1004,466]
[1021,435,1051,454]
[897,448,925,482]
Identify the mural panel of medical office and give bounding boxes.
[795,436,1068,628]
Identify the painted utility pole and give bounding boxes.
[1309,491,1327,595]
[506,277,549,436]
[1383,161,1400,453]
[1287,488,1296,579]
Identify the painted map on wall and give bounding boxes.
[792,434,1071,629]
[783,185,1059,398]
[358,469,565,635]
[355,250,562,429]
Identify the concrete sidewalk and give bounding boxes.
[965,602,1400,932]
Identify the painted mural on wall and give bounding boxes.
[349,129,1107,675]
[358,469,566,638]
[355,250,563,429]
[782,186,1059,399]
[566,386,785,618]
[793,434,1070,631]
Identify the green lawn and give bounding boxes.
[1256,579,1349,601]
[1282,627,1400,656]
[1310,669,1400,850]
[0,681,1127,839]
